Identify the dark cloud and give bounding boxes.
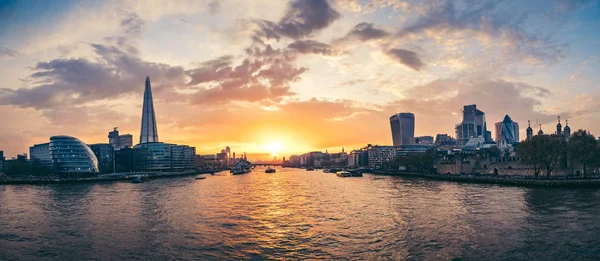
[346,22,389,41]
[187,44,305,105]
[0,46,18,58]
[287,40,339,56]
[386,48,424,71]
[120,12,145,36]
[255,0,341,40]
[0,43,187,109]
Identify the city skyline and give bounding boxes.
[1,0,599,158]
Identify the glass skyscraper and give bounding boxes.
[140,76,159,144]
[390,112,415,146]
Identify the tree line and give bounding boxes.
[518,129,599,177]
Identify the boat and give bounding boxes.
[195,176,206,180]
[265,167,276,173]
[349,169,364,177]
[336,171,351,177]
[231,159,252,175]
[323,168,331,173]
[306,167,315,171]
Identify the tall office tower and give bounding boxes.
[455,104,490,145]
[495,115,519,145]
[140,76,159,144]
[390,112,415,146]
[109,127,120,149]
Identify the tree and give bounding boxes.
[568,129,597,177]
[517,134,565,177]
[487,146,502,161]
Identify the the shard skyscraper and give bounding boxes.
[139,76,159,144]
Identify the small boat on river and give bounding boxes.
[336,171,351,177]
[195,176,206,180]
[265,167,276,173]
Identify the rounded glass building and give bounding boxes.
[49,135,99,174]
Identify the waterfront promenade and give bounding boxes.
[0,171,201,185]
[370,170,600,188]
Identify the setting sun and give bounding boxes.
[262,142,284,157]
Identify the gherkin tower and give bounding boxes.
[139,76,159,144]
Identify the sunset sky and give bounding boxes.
[0,0,599,159]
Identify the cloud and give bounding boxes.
[0,46,18,58]
[391,78,560,128]
[339,78,366,86]
[255,0,342,40]
[0,43,188,109]
[345,22,389,41]
[287,40,339,56]
[187,44,305,105]
[386,48,424,71]
[120,12,145,36]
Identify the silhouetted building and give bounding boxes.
[115,147,135,172]
[526,120,533,140]
[455,104,491,145]
[390,112,415,146]
[50,136,99,174]
[29,143,52,169]
[140,76,159,144]
[414,136,434,145]
[556,116,563,135]
[0,150,5,172]
[89,143,114,173]
[564,119,571,137]
[109,128,134,150]
[435,134,454,145]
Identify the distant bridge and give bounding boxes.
[251,163,283,167]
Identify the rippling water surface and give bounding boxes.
[2,168,600,260]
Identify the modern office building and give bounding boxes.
[133,142,195,172]
[455,104,491,145]
[396,144,431,156]
[115,147,135,172]
[140,77,159,144]
[390,112,415,146]
[119,134,133,149]
[495,115,520,145]
[49,136,99,174]
[109,128,134,150]
[89,143,114,173]
[29,142,52,169]
[364,145,396,169]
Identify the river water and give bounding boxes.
[1,167,600,260]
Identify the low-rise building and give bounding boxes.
[133,142,196,172]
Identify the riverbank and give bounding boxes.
[370,170,600,188]
[0,171,204,185]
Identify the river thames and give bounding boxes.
[1,167,600,260]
